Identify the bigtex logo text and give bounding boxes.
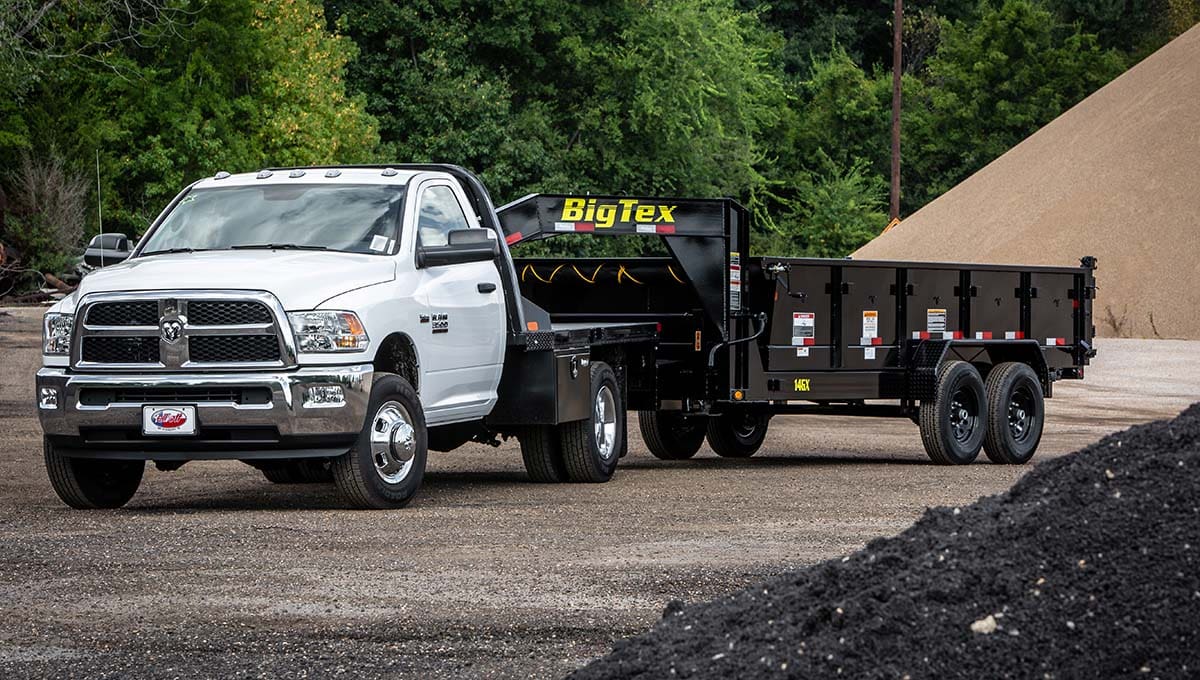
[555,198,678,234]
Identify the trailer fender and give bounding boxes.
[906,340,1049,401]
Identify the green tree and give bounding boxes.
[901,0,1126,211]
[4,0,378,239]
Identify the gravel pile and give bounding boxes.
[574,405,1200,679]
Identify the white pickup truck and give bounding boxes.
[37,165,657,509]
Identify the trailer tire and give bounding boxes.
[44,437,143,509]
[559,361,622,483]
[706,412,770,458]
[331,373,427,509]
[519,426,568,482]
[638,411,706,460]
[983,362,1044,464]
[919,361,986,465]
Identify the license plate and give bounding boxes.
[142,405,197,436]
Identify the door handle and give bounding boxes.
[477,282,497,293]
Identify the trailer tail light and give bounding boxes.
[732,390,744,401]
[656,322,663,333]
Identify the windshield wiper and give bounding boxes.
[141,247,208,256]
[230,244,331,251]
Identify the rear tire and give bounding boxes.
[332,374,427,509]
[983,362,1044,464]
[519,426,568,483]
[560,361,622,483]
[706,412,770,458]
[44,437,144,509]
[638,411,706,460]
[919,361,986,464]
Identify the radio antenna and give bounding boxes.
[96,149,104,267]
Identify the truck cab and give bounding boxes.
[38,166,655,509]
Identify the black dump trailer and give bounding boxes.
[498,193,1097,465]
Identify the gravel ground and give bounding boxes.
[1,305,1198,678]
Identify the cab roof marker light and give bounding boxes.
[213,171,231,180]
[256,170,273,179]
[289,169,306,178]
[325,169,341,178]
[380,168,398,177]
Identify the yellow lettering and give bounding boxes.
[635,204,656,223]
[793,378,811,392]
[596,204,617,228]
[584,199,597,223]
[657,205,677,222]
[618,199,639,222]
[562,198,585,222]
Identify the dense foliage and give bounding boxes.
[0,0,1196,269]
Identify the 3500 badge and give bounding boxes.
[142,405,197,436]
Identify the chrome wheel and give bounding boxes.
[594,385,618,461]
[370,400,416,484]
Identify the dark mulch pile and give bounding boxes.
[574,405,1200,679]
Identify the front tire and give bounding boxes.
[983,362,1044,464]
[919,361,987,464]
[560,361,622,483]
[706,412,770,458]
[332,374,427,509]
[44,437,144,509]
[638,410,707,460]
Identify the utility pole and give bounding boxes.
[890,0,903,222]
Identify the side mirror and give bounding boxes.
[84,233,131,267]
[417,229,500,268]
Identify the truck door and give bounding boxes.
[413,181,506,424]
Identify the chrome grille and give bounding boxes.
[73,292,293,370]
[86,301,158,326]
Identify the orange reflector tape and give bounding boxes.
[527,321,539,331]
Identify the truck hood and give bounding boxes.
[76,250,396,310]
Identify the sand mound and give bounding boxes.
[853,24,1200,339]
[573,405,1200,678]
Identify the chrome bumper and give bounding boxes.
[37,365,373,454]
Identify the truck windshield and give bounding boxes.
[139,184,406,256]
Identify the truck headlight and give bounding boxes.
[43,313,74,355]
[288,311,369,352]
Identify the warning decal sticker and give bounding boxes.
[792,312,815,346]
[729,251,742,311]
[927,308,947,333]
[862,310,878,340]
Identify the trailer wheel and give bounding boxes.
[559,361,622,483]
[519,426,568,482]
[638,411,707,460]
[983,362,1044,464]
[331,373,427,509]
[919,361,986,464]
[706,412,770,458]
[44,437,144,509]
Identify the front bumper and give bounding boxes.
[36,365,373,460]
